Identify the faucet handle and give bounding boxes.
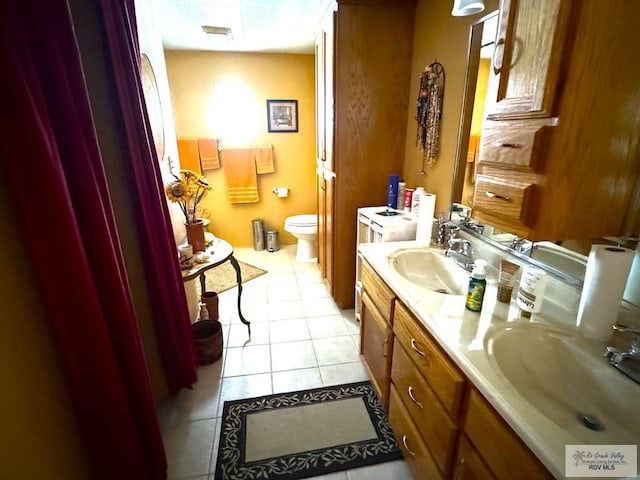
[613,324,640,335]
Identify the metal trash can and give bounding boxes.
[266,230,279,252]
[252,218,265,251]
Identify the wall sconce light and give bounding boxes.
[451,0,485,16]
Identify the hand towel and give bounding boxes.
[222,148,259,203]
[177,139,200,172]
[197,138,220,170]
[467,135,480,163]
[255,145,275,174]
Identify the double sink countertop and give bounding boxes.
[358,240,640,480]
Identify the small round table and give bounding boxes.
[181,238,251,336]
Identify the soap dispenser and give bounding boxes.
[465,260,487,312]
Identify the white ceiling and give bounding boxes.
[155,0,333,54]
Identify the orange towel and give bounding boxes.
[222,148,259,203]
[177,139,200,173]
[197,138,220,170]
[467,135,480,163]
[255,145,275,174]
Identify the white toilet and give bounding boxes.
[284,214,318,262]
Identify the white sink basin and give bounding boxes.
[528,242,587,279]
[388,248,468,295]
[485,322,640,443]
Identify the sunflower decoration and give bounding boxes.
[165,170,212,223]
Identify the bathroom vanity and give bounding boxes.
[358,239,640,480]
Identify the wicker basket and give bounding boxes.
[192,320,223,365]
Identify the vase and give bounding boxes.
[185,219,206,253]
[201,291,219,321]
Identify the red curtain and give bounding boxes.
[98,0,198,395]
[0,0,171,478]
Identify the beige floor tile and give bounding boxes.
[217,373,273,417]
[267,272,298,287]
[209,415,223,474]
[307,315,351,338]
[268,300,305,320]
[158,362,223,429]
[299,282,332,299]
[163,418,216,479]
[223,344,271,377]
[303,297,341,317]
[271,340,318,371]
[346,460,411,480]
[319,362,368,386]
[268,285,301,302]
[272,368,323,393]
[269,318,311,343]
[307,472,349,480]
[313,336,361,366]
[295,269,325,285]
[226,322,268,347]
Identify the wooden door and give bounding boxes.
[487,0,572,120]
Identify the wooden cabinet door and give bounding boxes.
[487,0,572,120]
[453,436,496,480]
[360,291,392,407]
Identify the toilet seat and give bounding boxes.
[285,214,317,227]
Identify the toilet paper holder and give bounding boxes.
[272,187,289,198]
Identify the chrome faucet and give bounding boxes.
[605,324,640,385]
[444,237,475,272]
[510,236,530,253]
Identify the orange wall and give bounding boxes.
[403,0,499,215]
[165,51,317,247]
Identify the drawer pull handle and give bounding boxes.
[493,142,522,148]
[408,386,423,409]
[401,435,416,457]
[410,338,426,357]
[486,191,511,201]
[382,339,388,358]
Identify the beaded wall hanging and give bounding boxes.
[415,61,445,174]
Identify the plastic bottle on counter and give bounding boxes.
[465,260,487,312]
[411,187,425,215]
[404,188,414,212]
[516,266,548,318]
[397,182,406,211]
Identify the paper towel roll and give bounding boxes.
[576,245,634,341]
[415,192,436,245]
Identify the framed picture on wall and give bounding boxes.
[266,99,298,133]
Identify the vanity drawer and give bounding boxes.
[361,261,396,325]
[472,174,536,230]
[465,389,553,480]
[389,384,443,480]
[393,301,465,418]
[392,341,457,475]
[479,119,554,172]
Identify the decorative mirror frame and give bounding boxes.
[141,53,165,162]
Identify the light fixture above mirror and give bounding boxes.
[451,0,485,16]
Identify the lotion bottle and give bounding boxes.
[411,187,425,215]
[465,260,487,312]
[516,266,547,318]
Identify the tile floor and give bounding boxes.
[157,245,411,480]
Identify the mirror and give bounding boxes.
[141,53,165,162]
[450,11,640,307]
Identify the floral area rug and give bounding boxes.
[196,260,267,295]
[214,381,402,480]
